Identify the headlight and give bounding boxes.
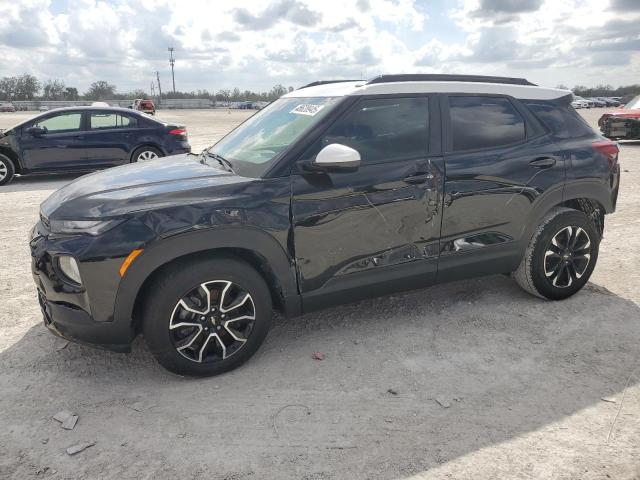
[57,255,82,284]
[49,219,122,236]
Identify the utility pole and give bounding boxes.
[150,81,155,97]
[156,71,162,106]
[168,47,176,93]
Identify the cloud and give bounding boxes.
[609,0,640,10]
[216,31,241,42]
[476,0,543,14]
[232,0,322,30]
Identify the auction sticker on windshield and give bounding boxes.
[290,104,326,116]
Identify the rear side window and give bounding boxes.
[90,113,136,130]
[317,96,429,164]
[448,96,525,151]
[523,101,593,139]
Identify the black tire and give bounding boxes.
[142,256,272,376]
[131,146,163,163]
[514,207,599,300]
[0,154,15,186]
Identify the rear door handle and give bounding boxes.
[404,172,434,184]
[529,157,556,168]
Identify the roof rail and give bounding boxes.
[367,74,536,86]
[298,79,362,89]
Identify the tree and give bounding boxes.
[64,87,79,100]
[43,79,66,100]
[15,74,40,100]
[85,80,117,100]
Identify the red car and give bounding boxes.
[0,103,16,112]
[129,98,156,115]
[599,95,640,140]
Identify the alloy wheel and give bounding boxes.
[137,150,159,162]
[169,280,256,363]
[543,226,591,288]
[0,160,7,181]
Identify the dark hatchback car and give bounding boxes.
[30,75,620,377]
[0,106,190,185]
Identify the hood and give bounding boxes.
[41,154,250,219]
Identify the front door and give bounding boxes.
[291,95,444,311]
[20,111,87,170]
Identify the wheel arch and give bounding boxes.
[0,147,21,173]
[113,227,301,333]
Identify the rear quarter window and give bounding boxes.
[523,101,594,139]
[448,96,525,151]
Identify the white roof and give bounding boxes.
[283,80,570,101]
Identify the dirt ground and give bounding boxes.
[1,108,639,480]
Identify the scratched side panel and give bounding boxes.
[291,158,444,294]
[438,135,566,279]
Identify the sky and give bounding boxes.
[0,0,638,95]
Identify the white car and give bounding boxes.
[571,96,590,109]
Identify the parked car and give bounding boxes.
[0,106,190,185]
[599,94,640,140]
[572,95,590,109]
[30,74,620,376]
[0,103,16,112]
[597,97,621,107]
[129,98,156,115]
[587,97,606,107]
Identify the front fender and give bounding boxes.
[112,226,301,326]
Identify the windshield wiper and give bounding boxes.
[200,150,235,173]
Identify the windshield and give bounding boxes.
[625,95,640,109]
[208,96,340,177]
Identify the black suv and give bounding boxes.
[30,75,620,376]
[0,106,190,185]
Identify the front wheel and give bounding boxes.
[0,154,15,186]
[514,207,599,300]
[142,256,272,376]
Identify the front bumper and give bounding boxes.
[30,223,135,352]
[601,117,640,140]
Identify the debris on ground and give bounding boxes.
[311,351,325,361]
[35,466,49,475]
[387,388,398,395]
[53,410,74,423]
[177,432,187,438]
[61,415,78,430]
[601,396,617,403]
[435,398,451,408]
[128,401,157,412]
[66,441,95,456]
[272,404,312,437]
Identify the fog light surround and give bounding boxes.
[57,255,82,285]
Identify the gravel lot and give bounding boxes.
[1,108,639,479]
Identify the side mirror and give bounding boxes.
[27,126,45,137]
[313,143,361,170]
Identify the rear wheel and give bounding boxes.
[142,256,272,376]
[0,154,15,186]
[514,207,599,300]
[131,146,163,163]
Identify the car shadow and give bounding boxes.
[1,275,639,479]
[2,173,85,193]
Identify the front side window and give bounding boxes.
[210,96,340,176]
[90,113,136,130]
[34,113,82,133]
[449,96,525,151]
[314,97,429,164]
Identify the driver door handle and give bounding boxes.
[404,172,434,184]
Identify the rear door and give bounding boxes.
[20,111,87,170]
[438,94,565,282]
[84,111,139,166]
[291,95,445,310]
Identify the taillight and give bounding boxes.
[169,128,187,136]
[592,140,619,170]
